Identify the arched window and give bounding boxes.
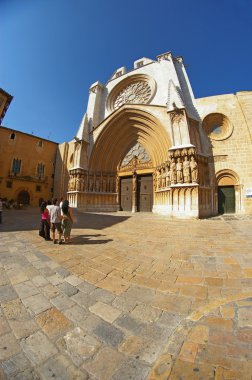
[10,132,16,140]
[37,163,45,178]
[12,158,21,174]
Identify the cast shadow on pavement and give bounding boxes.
[0,209,131,232]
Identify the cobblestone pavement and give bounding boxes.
[0,209,252,380]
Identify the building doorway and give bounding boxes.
[137,175,153,212]
[218,186,235,214]
[121,177,132,211]
[17,190,30,205]
[120,175,153,212]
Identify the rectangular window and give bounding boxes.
[137,61,143,68]
[6,181,12,188]
[36,185,41,192]
[37,163,45,178]
[12,159,21,174]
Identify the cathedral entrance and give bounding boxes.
[218,186,235,214]
[120,175,153,212]
[137,175,153,212]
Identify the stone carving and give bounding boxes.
[183,156,190,183]
[170,158,177,184]
[114,81,152,109]
[121,142,151,168]
[165,162,170,187]
[176,157,183,183]
[190,156,198,183]
[76,174,81,191]
[161,166,166,188]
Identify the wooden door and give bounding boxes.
[218,186,235,214]
[121,177,132,211]
[137,175,153,212]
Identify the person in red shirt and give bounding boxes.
[39,202,51,241]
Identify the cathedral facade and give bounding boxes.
[55,52,252,218]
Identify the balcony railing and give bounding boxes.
[8,172,48,183]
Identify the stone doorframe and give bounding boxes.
[214,169,243,214]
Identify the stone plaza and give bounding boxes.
[0,208,252,379]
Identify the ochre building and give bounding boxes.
[55,52,252,218]
[0,126,58,206]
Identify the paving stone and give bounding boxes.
[9,318,39,339]
[2,299,31,321]
[237,307,252,328]
[22,293,51,315]
[36,307,72,338]
[63,304,88,323]
[0,284,18,303]
[65,274,83,286]
[71,291,95,308]
[112,295,138,312]
[83,347,125,380]
[140,323,173,344]
[38,354,89,380]
[137,340,164,365]
[178,340,199,363]
[157,311,184,328]
[90,287,116,303]
[89,301,122,323]
[0,332,21,361]
[51,293,76,311]
[40,283,60,298]
[55,267,71,278]
[0,315,11,336]
[13,281,39,299]
[20,331,58,365]
[31,275,49,287]
[115,314,145,335]
[93,320,124,347]
[0,270,9,286]
[77,281,97,293]
[111,358,150,380]
[48,273,65,286]
[12,368,41,380]
[58,282,79,297]
[119,335,147,356]
[39,266,56,277]
[148,353,173,380]
[63,327,101,366]
[130,304,162,323]
[0,352,30,377]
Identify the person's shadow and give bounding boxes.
[66,233,113,245]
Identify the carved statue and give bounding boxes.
[68,175,73,191]
[165,162,170,187]
[170,158,177,184]
[95,175,100,192]
[190,156,198,183]
[82,174,87,192]
[102,177,107,192]
[76,174,81,191]
[176,158,183,184]
[161,166,166,188]
[132,170,137,192]
[183,156,190,183]
[89,175,94,192]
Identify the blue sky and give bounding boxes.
[0,0,252,143]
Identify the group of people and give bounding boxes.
[39,197,74,244]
